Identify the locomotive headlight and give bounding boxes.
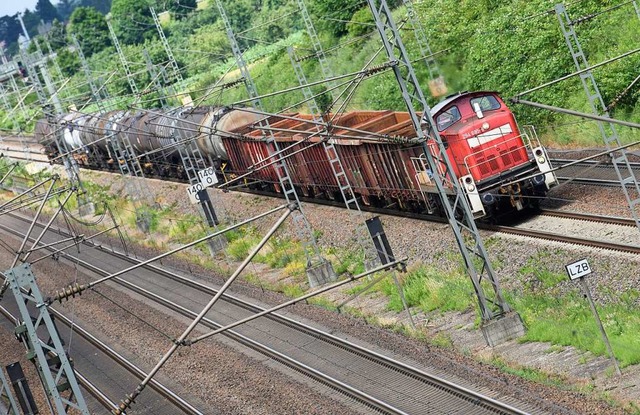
[538,156,545,164]
[481,122,490,131]
[464,176,475,192]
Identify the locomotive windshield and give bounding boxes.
[435,105,460,131]
[469,95,501,112]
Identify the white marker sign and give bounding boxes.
[198,167,219,188]
[186,183,204,204]
[565,258,592,280]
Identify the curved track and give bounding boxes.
[0,211,564,415]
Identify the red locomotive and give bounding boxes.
[35,91,556,220]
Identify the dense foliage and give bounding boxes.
[68,7,111,56]
[1,0,639,146]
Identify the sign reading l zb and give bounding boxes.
[565,258,592,280]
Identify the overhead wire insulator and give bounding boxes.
[47,283,86,304]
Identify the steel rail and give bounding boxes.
[539,209,636,227]
[3,211,535,415]
[0,216,409,415]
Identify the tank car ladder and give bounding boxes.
[556,3,640,236]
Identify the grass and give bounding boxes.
[372,266,475,314]
[486,355,568,388]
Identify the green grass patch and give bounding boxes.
[487,356,567,387]
[510,288,640,368]
[361,265,475,314]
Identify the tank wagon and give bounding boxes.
[36,91,557,219]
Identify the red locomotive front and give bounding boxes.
[423,91,557,217]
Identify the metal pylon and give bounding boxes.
[5,264,90,415]
[366,0,513,322]
[0,47,26,118]
[21,50,83,191]
[296,0,336,99]
[150,7,183,84]
[142,49,168,108]
[287,46,379,268]
[0,368,19,415]
[215,0,332,279]
[402,0,442,83]
[72,34,105,113]
[106,18,139,97]
[556,3,640,235]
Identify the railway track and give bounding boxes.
[0,262,205,414]
[550,158,640,186]
[0,211,561,415]
[483,209,640,254]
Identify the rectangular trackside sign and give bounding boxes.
[565,258,592,280]
[186,183,204,204]
[198,167,219,188]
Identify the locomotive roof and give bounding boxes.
[429,91,500,116]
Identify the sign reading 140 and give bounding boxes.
[186,182,204,204]
[198,167,219,188]
[186,168,219,204]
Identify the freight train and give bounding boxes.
[35,91,557,219]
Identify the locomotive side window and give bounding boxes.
[436,105,460,131]
[469,95,501,112]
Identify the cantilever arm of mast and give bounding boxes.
[44,203,291,305]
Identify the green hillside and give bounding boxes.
[3,0,639,147]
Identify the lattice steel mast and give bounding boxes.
[72,34,106,113]
[1,176,90,414]
[366,0,522,344]
[105,17,156,230]
[106,17,139,97]
[0,47,26,118]
[295,0,336,99]
[402,0,446,97]
[556,3,640,236]
[215,0,335,286]
[150,7,183,84]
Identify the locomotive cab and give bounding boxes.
[424,91,557,217]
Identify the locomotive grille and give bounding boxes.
[499,150,512,167]
[510,146,523,162]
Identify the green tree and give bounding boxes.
[79,0,113,14]
[36,0,61,23]
[68,7,111,56]
[0,15,21,47]
[56,47,80,76]
[110,0,155,45]
[155,0,197,18]
[310,0,363,37]
[47,19,67,51]
[55,0,75,21]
